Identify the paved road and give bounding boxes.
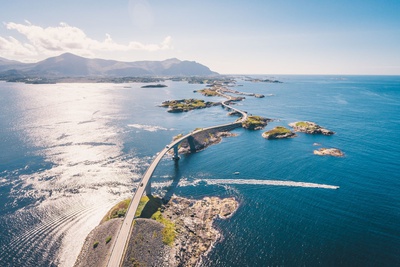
[107,97,247,267]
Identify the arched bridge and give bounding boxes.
[107,98,247,267]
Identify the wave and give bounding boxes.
[127,124,172,132]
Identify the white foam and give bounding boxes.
[204,179,339,189]
[127,124,170,132]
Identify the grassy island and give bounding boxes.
[161,99,219,112]
[196,88,219,96]
[262,126,296,139]
[242,115,271,130]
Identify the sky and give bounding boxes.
[0,0,399,75]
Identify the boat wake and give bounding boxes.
[173,178,339,190]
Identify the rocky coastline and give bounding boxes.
[314,148,344,157]
[289,121,334,135]
[173,129,237,155]
[262,126,296,139]
[74,196,238,267]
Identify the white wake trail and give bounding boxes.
[203,179,339,189]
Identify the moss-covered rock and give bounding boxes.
[242,115,271,130]
[262,126,296,139]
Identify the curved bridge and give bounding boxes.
[107,99,247,266]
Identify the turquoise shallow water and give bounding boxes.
[0,76,399,266]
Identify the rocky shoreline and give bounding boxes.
[289,121,334,135]
[74,196,238,267]
[262,126,296,139]
[314,148,344,157]
[173,129,237,155]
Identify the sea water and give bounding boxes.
[0,76,399,266]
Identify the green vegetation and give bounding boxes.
[295,121,309,127]
[262,126,295,139]
[132,195,175,245]
[135,195,162,218]
[151,210,176,246]
[161,99,218,112]
[105,236,112,244]
[242,115,270,130]
[101,198,131,223]
[197,88,219,96]
[266,126,291,135]
[173,133,183,141]
[93,241,99,249]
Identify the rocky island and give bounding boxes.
[160,99,220,113]
[141,84,168,88]
[172,128,237,155]
[74,195,238,267]
[314,148,344,157]
[242,115,272,130]
[262,126,296,139]
[289,121,334,135]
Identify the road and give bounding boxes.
[107,95,247,267]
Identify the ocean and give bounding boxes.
[0,76,399,266]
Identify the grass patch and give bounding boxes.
[295,121,309,127]
[242,115,270,130]
[267,126,291,135]
[135,195,163,218]
[151,210,176,246]
[101,198,131,223]
[161,99,217,112]
[197,88,219,96]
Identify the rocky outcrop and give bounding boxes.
[262,126,296,139]
[175,130,237,154]
[161,99,220,113]
[242,116,272,130]
[289,121,334,135]
[164,196,239,267]
[121,196,239,267]
[314,148,344,157]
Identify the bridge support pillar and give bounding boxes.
[172,146,180,161]
[187,136,196,153]
[145,180,151,195]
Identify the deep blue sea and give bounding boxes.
[0,76,399,266]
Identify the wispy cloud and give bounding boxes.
[0,21,172,61]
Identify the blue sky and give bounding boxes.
[1,0,399,74]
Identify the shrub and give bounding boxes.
[105,236,112,244]
[93,241,99,248]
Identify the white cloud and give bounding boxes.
[0,22,172,61]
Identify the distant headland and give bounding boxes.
[0,52,218,83]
